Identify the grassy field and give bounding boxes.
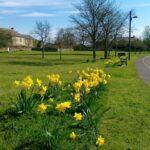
[0,51,102,111]
[0,51,150,149]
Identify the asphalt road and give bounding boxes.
[136,56,150,84]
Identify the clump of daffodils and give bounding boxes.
[105,57,121,67]
[72,68,110,101]
[13,68,110,147]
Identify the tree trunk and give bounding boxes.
[92,38,96,61]
[108,49,111,57]
[42,46,44,59]
[115,50,117,56]
[41,41,44,59]
[59,47,62,60]
[104,40,108,59]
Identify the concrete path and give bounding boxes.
[136,56,150,84]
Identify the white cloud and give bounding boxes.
[0,10,20,14]
[0,0,66,7]
[21,12,57,17]
[62,10,79,14]
[134,26,144,38]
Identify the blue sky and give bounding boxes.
[0,0,150,38]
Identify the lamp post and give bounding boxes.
[128,10,137,60]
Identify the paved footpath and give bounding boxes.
[136,56,150,84]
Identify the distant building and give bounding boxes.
[116,36,139,42]
[0,28,35,49]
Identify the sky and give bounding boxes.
[0,0,150,38]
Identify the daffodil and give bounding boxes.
[36,78,42,87]
[40,86,47,96]
[56,101,71,113]
[70,132,77,140]
[103,80,107,85]
[83,79,90,88]
[96,136,105,146]
[85,88,90,94]
[70,93,74,96]
[74,93,81,103]
[73,81,83,92]
[48,98,54,103]
[107,74,111,79]
[21,76,33,89]
[38,103,47,113]
[69,70,72,74]
[74,112,83,121]
[14,80,20,87]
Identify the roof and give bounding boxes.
[0,28,34,40]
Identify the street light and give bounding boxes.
[128,10,138,60]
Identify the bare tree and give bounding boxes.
[55,28,76,49]
[98,1,127,58]
[33,21,51,59]
[55,28,64,60]
[71,0,107,61]
[55,28,76,60]
[74,27,88,45]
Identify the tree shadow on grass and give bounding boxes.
[6,59,88,67]
[24,52,92,56]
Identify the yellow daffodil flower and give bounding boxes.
[56,101,71,113]
[70,132,77,140]
[48,98,54,103]
[103,80,107,85]
[73,81,83,92]
[38,103,47,113]
[74,112,83,121]
[40,86,47,96]
[74,93,81,103]
[69,70,72,74]
[14,80,20,87]
[85,88,90,94]
[21,76,33,89]
[96,136,105,146]
[107,74,111,79]
[47,74,61,85]
[36,78,42,87]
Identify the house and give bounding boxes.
[116,36,139,42]
[0,28,35,50]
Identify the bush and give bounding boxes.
[73,44,91,51]
[32,47,58,52]
[112,39,146,52]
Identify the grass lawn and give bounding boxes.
[0,51,150,149]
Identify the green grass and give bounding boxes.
[0,51,150,149]
[0,51,102,111]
